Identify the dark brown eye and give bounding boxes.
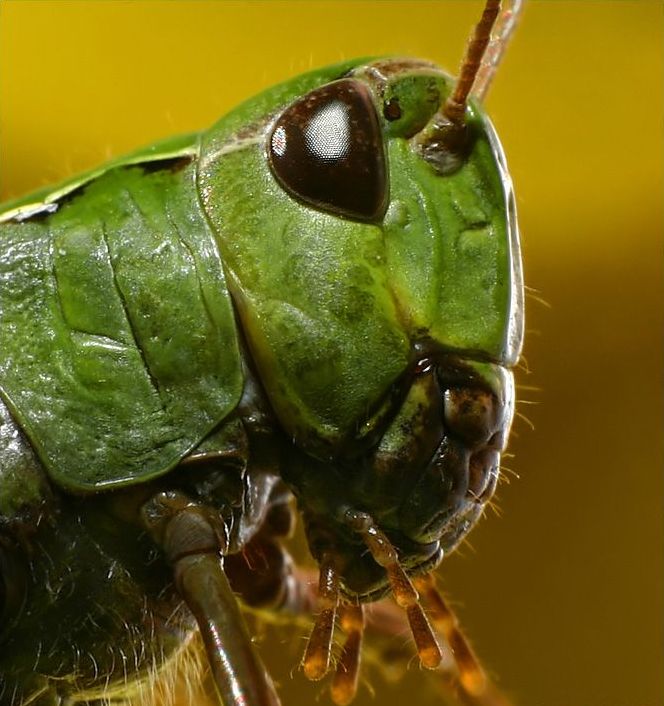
[267,79,387,222]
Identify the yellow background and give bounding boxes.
[0,2,662,706]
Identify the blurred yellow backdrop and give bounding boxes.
[0,2,662,706]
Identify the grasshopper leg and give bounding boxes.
[141,491,281,706]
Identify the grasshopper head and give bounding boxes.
[199,55,522,596]
[199,0,524,693]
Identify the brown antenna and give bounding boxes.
[443,0,502,124]
[416,0,523,175]
[473,0,525,102]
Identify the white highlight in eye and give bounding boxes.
[271,125,287,157]
[304,101,350,162]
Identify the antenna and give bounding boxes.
[444,0,525,121]
[473,0,525,103]
[443,0,502,124]
[416,0,525,175]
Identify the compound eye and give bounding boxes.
[268,79,388,222]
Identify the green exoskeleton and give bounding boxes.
[0,1,524,705]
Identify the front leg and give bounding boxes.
[141,491,280,706]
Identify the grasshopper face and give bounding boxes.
[199,57,522,599]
